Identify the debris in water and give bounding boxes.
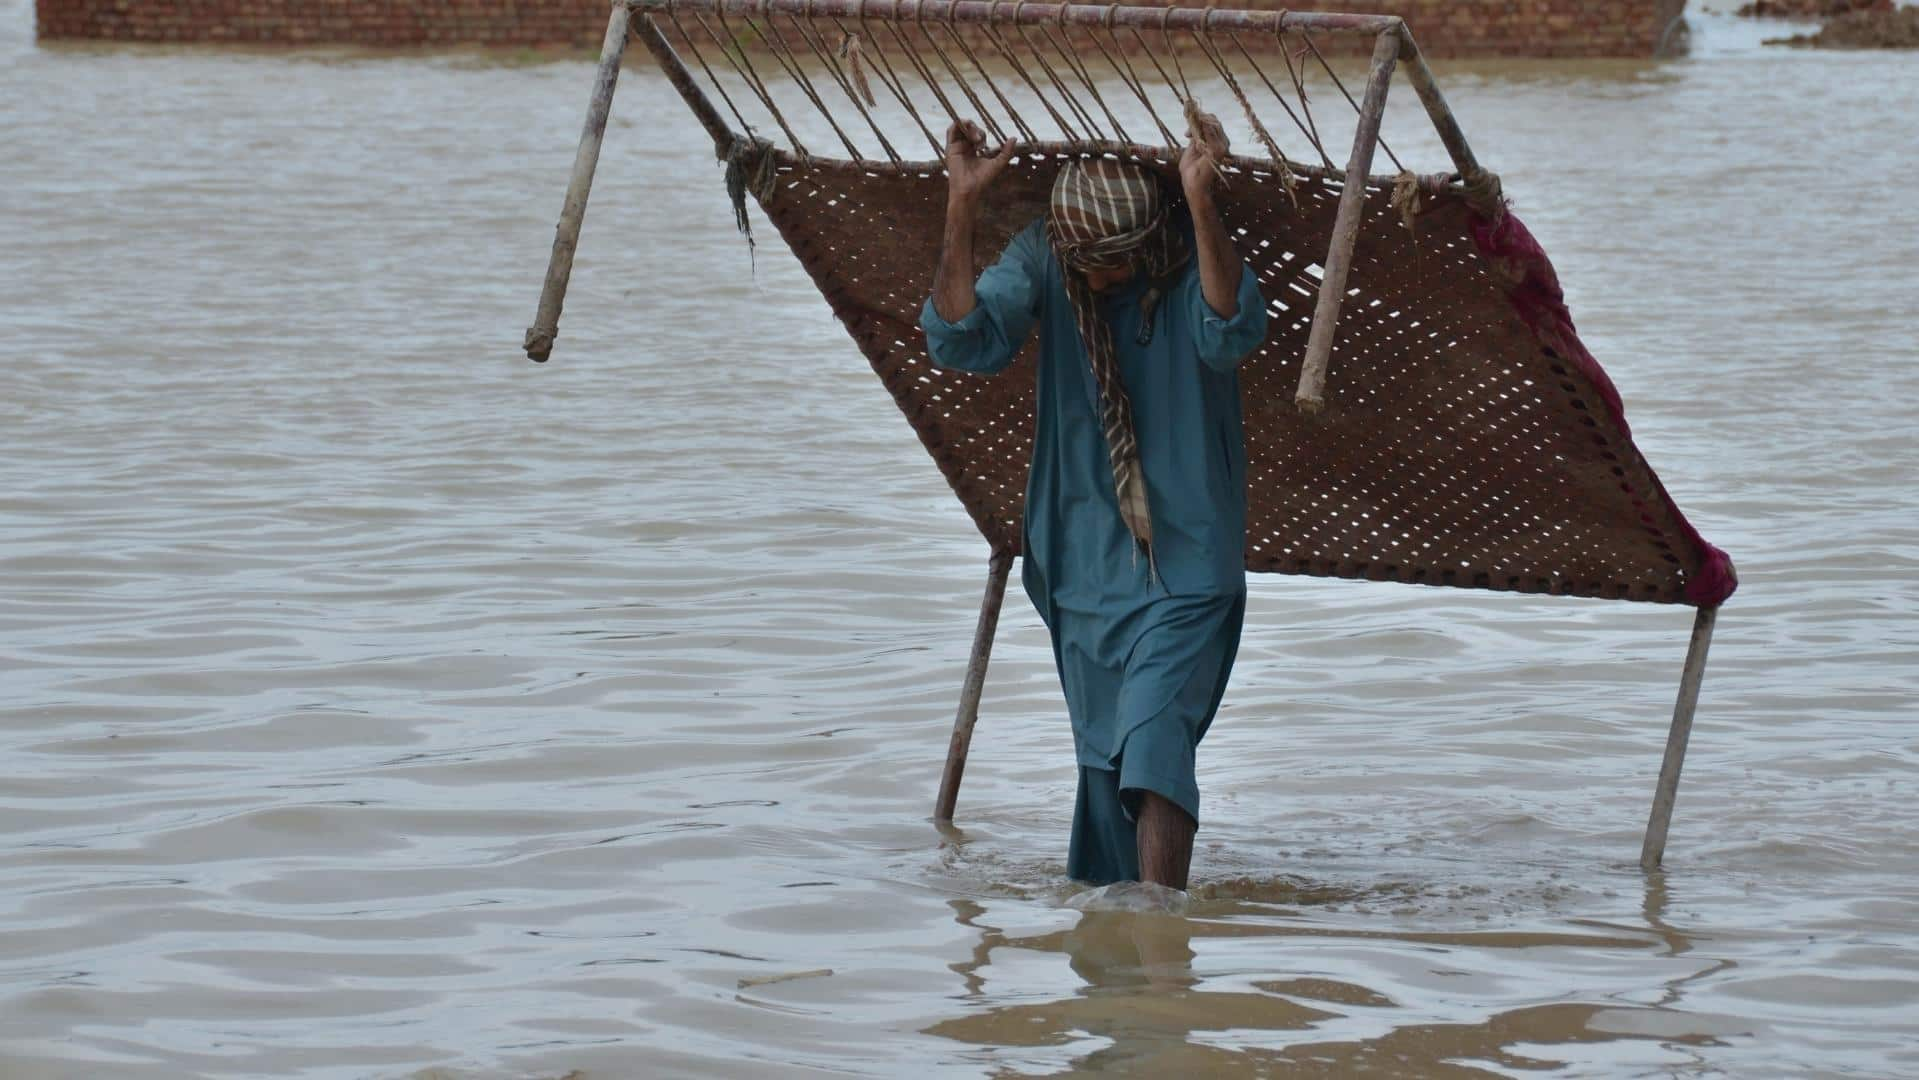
[1766,6,1919,47]
[737,967,833,989]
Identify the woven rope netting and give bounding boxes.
[636,0,1737,606]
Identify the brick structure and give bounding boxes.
[36,0,1688,58]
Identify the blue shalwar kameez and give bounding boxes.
[919,216,1268,885]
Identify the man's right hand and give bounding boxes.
[945,120,1014,204]
[932,121,1009,323]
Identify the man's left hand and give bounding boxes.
[1180,106,1230,206]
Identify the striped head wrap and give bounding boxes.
[1044,158,1191,574]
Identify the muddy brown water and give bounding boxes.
[3,5,1916,1077]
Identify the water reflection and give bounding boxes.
[932,873,1754,1076]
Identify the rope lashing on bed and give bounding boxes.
[837,29,878,107]
[982,1,1084,142]
[1390,168,1421,241]
[692,0,1351,249]
[678,8,811,157]
[1037,2,1132,145]
[1460,166,1508,219]
[659,0,1385,204]
[724,133,781,264]
[1191,7,1294,204]
[1089,6,1178,149]
[936,2,1035,142]
[1298,28,1402,173]
[1275,30,1337,171]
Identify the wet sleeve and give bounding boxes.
[919,225,1043,376]
[1187,263,1269,373]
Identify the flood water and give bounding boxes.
[3,2,1917,1076]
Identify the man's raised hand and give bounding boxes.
[945,120,1014,203]
[1180,105,1231,206]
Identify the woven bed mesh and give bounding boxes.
[756,147,1731,605]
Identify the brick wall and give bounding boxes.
[34,0,612,48]
[35,0,1688,58]
[1298,0,1690,57]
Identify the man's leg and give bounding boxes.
[1069,765,1141,884]
[1110,591,1241,892]
[1115,725,1200,891]
[1135,790,1197,890]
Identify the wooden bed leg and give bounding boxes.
[1640,606,1720,871]
[524,0,632,364]
[935,550,1014,824]
[1295,29,1400,415]
[1396,26,1482,183]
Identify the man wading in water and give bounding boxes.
[920,115,1267,890]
